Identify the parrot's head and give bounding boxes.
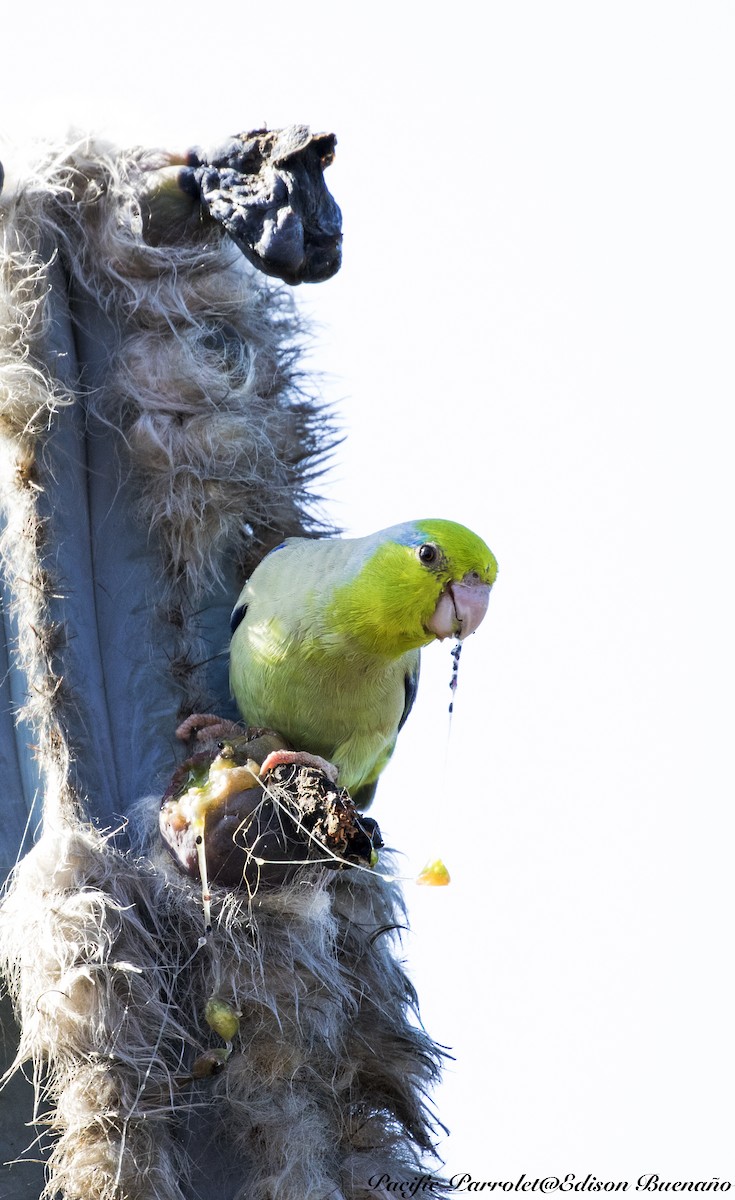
[330,518,498,656]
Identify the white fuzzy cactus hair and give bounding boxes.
[0,134,448,1200]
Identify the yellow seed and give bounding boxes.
[416,858,451,887]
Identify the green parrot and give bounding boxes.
[229,518,497,808]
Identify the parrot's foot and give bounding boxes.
[176,713,244,743]
[259,749,340,786]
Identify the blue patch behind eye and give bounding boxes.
[385,521,426,548]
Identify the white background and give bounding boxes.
[3,1,733,1183]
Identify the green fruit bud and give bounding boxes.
[204,997,241,1041]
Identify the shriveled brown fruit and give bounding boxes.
[160,731,382,890]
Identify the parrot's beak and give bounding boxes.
[426,574,491,641]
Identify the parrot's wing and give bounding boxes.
[351,657,420,812]
[398,656,421,733]
[230,599,249,634]
[351,779,378,810]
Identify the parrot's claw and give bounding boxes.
[259,749,340,786]
[176,713,244,743]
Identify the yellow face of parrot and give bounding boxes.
[324,518,498,656]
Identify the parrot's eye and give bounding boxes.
[417,543,439,565]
